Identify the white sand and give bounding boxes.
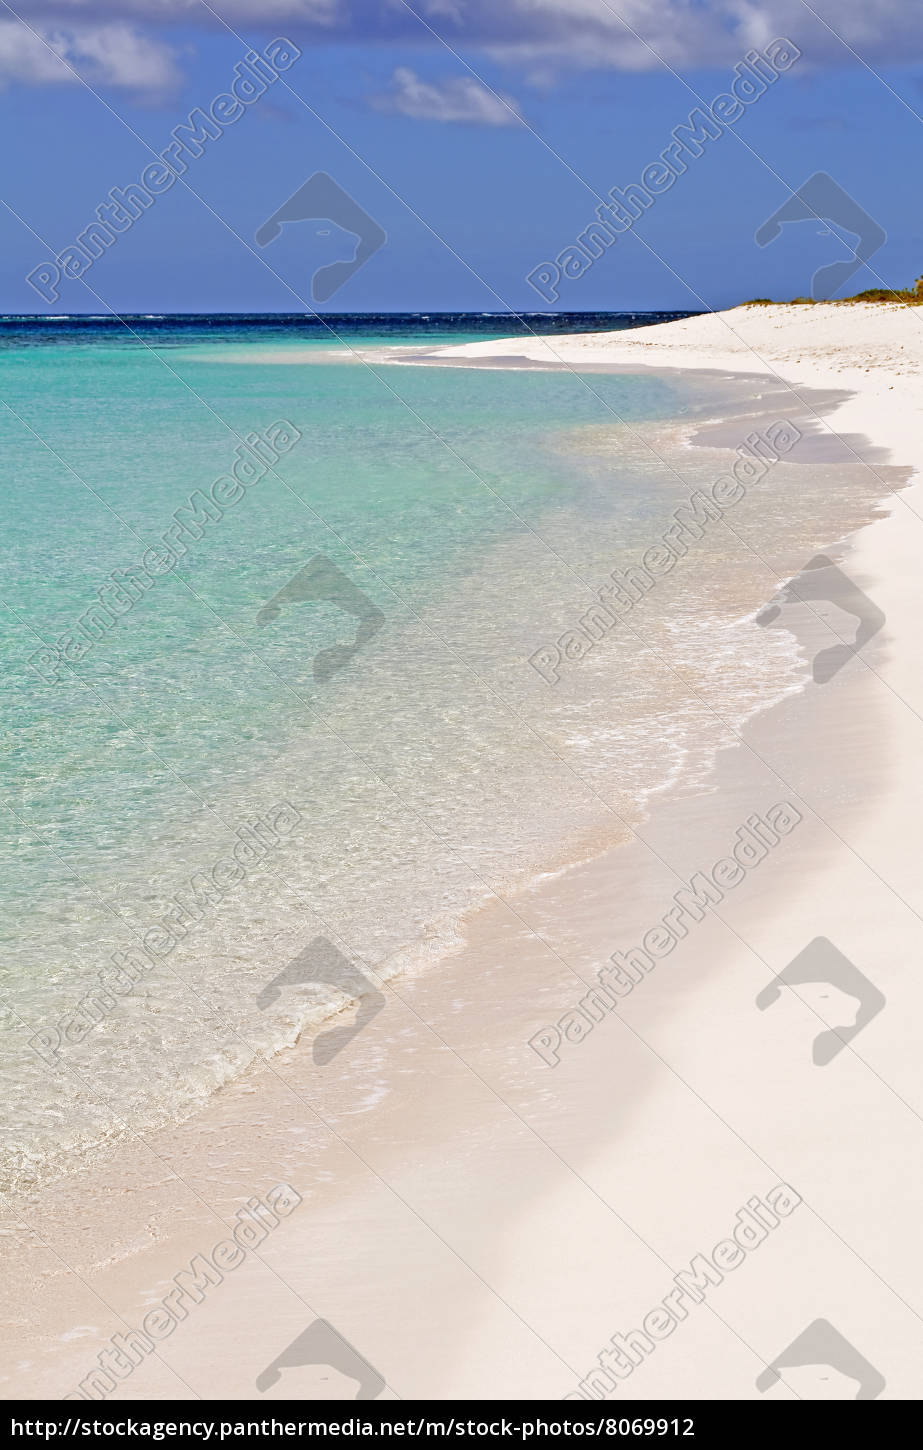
[5,305,923,1402]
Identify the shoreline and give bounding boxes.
[7,304,923,1400]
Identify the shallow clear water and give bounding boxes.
[0,315,894,1195]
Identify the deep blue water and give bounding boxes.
[0,311,700,349]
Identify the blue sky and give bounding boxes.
[1,1,922,313]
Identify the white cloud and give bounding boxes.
[372,65,522,124]
[0,22,76,84]
[0,19,180,92]
[66,21,180,88]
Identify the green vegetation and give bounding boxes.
[743,275,923,306]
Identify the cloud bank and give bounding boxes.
[2,2,922,96]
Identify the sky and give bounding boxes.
[0,1,922,313]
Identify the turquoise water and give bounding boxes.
[0,320,889,1195]
[1,331,680,868]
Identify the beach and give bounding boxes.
[4,303,923,1401]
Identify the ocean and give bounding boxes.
[0,313,893,1196]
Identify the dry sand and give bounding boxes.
[5,304,923,1402]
